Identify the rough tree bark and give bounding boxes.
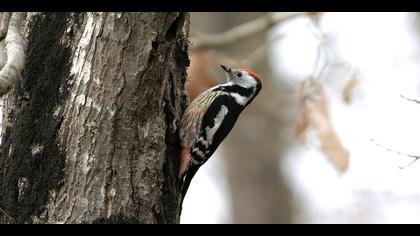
[0,12,189,224]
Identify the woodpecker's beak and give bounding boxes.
[220,65,233,82]
[220,64,230,73]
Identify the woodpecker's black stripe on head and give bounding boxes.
[213,85,255,98]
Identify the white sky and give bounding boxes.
[182,12,420,224]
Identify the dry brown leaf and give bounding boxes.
[296,78,350,173]
[295,106,310,143]
[341,72,359,104]
[296,78,328,142]
[316,117,350,173]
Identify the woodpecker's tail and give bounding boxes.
[180,165,200,205]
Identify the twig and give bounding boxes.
[244,33,285,68]
[400,94,420,104]
[306,16,354,85]
[311,43,323,79]
[190,12,309,49]
[370,138,420,169]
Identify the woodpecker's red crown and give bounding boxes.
[241,68,262,83]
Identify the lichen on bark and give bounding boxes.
[0,12,189,224]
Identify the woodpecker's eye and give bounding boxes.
[236,72,243,77]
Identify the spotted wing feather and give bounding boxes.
[180,89,221,151]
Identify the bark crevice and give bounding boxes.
[0,12,189,224]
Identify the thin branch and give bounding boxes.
[370,138,420,169]
[306,16,354,85]
[190,12,309,49]
[214,33,285,72]
[0,12,25,96]
[244,33,285,68]
[399,158,420,169]
[400,94,420,104]
[312,42,323,78]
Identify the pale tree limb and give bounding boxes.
[220,33,285,68]
[245,33,285,68]
[190,12,309,49]
[0,12,25,96]
[0,12,12,42]
[370,138,420,169]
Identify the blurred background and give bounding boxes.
[181,12,420,224]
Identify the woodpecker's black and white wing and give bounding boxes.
[180,89,222,151]
[179,88,225,202]
[179,88,245,203]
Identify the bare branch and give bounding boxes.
[0,12,25,96]
[400,94,420,104]
[306,16,353,83]
[244,33,285,68]
[0,12,12,42]
[370,138,420,169]
[190,12,309,49]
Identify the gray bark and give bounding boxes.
[0,12,189,224]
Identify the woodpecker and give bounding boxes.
[179,64,262,204]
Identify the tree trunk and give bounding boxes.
[0,12,189,224]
